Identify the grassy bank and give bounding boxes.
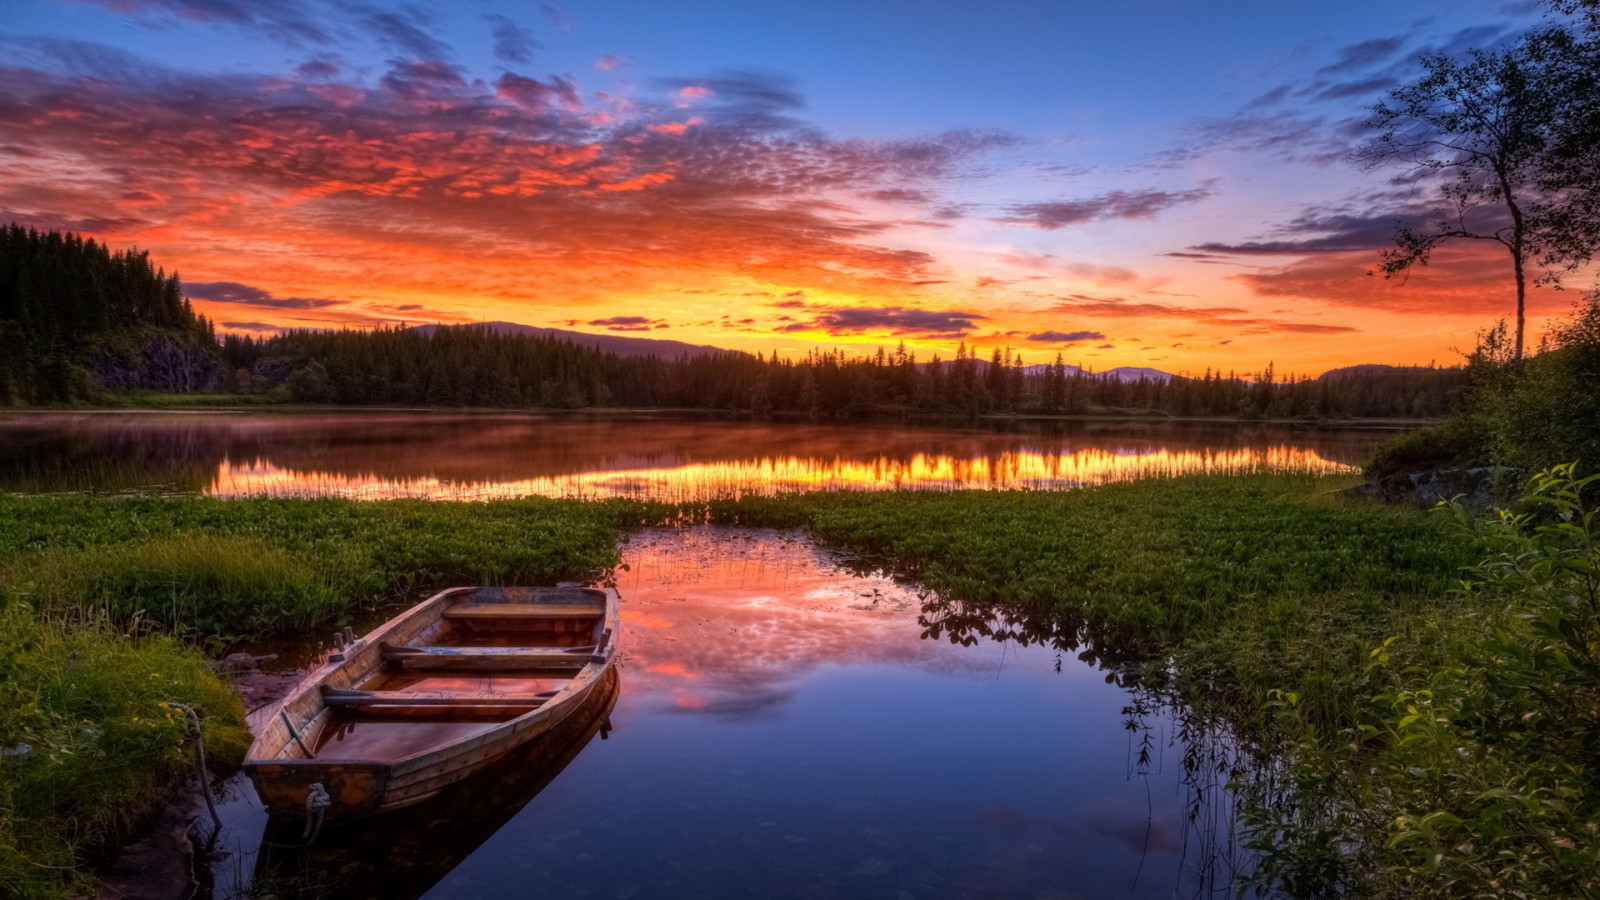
[0,495,627,646]
[4,473,1593,897]
[0,495,628,898]
[676,473,1595,898]
[0,605,251,898]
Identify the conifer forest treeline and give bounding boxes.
[0,225,220,404]
[3,225,1463,418]
[222,326,1463,419]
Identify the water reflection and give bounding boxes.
[206,527,1253,898]
[455,527,1246,898]
[0,411,1391,500]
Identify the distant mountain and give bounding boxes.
[1016,362,1172,382]
[1101,366,1173,383]
[1317,364,1445,381]
[410,322,737,360]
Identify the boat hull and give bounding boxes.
[243,586,619,820]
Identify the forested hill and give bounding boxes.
[225,328,1465,418]
[0,224,222,404]
[410,321,727,359]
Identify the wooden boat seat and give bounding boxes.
[379,642,598,668]
[321,685,560,707]
[443,603,603,620]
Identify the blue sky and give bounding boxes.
[0,0,1571,373]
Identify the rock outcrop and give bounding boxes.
[1341,466,1516,508]
[86,333,225,393]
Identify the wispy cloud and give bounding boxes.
[1027,330,1106,343]
[588,315,667,331]
[778,305,987,339]
[486,13,541,64]
[184,281,344,309]
[996,185,1213,229]
[1050,294,1357,335]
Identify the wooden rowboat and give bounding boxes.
[243,585,619,820]
[250,665,619,899]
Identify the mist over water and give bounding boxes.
[0,411,1390,500]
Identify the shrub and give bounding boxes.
[1364,414,1492,478]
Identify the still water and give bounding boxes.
[211,528,1250,899]
[0,411,1391,500]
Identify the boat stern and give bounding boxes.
[245,761,392,819]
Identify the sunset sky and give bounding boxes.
[1,0,1586,374]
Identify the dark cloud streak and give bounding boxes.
[486,13,540,64]
[184,281,345,309]
[997,185,1213,229]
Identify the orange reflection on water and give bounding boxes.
[207,444,1352,501]
[612,527,1008,717]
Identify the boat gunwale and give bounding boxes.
[243,585,620,773]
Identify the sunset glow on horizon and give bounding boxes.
[3,0,1588,375]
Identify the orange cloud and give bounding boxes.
[0,56,1007,333]
[1234,245,1568,316]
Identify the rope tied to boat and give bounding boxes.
[303,782,331,842]
[166,702,222,832]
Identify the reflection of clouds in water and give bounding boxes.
[614,527,1002,717]
[663,686,795,719]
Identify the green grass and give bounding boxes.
[671,473,1474,714]
[0,493,629,898]
[0,494,628,646]
[4,471,1589,899]
[0,603,250,899]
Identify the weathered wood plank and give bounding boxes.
[379,642,596,668]
[320,686,559,707]
[443,603,603,619]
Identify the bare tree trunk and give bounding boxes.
[1512,244,1527,364]
[1502,169,1528,364]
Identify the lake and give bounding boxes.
[0,410,1394,500]
[211,527,1254,899]
[5,411,1390,896]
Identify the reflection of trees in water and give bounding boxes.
[0,414,1392,497]
[906,584,1276,897]
[0,421,224,492]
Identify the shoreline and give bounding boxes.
[94,656,303,900]
[0,403,1440,430]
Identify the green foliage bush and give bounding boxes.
[1476,295,1600,475]
[1367,293,1600,482]
[1363,413,1492,479]
[1246,465,1600,898]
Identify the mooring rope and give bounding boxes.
[302,782,331,843]
[166,702,222,831]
